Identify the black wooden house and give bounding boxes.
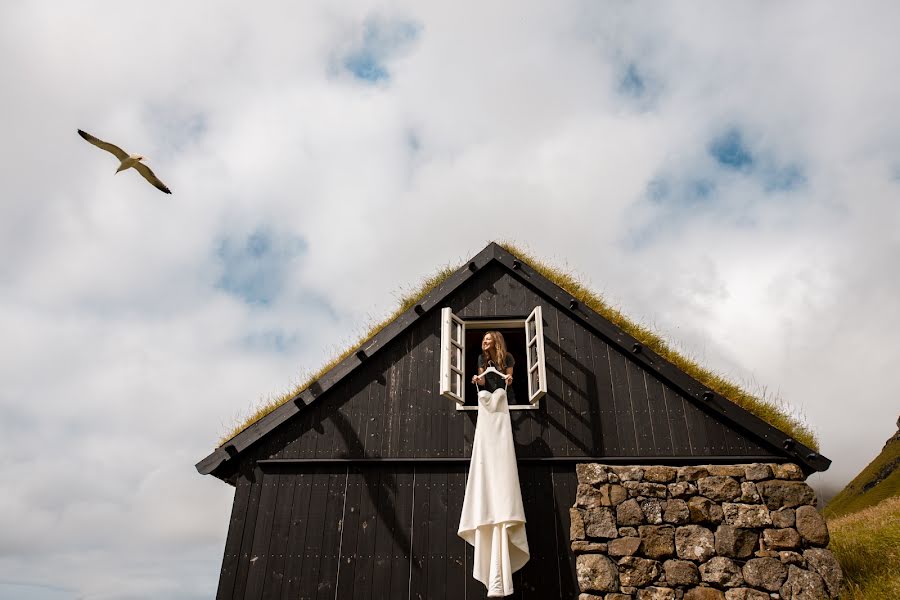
[196,242,829,599]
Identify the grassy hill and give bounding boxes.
[825,416,900,599]
[824,417,900,519]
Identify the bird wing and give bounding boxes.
[133,162,172,194]
[77,129,129,161]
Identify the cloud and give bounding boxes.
[1,1,899,597]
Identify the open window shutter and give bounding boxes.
[525,305,547,404]
[439,307,465,404]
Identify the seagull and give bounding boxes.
[77,129,172,194]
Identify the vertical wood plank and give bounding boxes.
[260,471,296,599]
[645,374,674,456]
[608,349,638,455]
[389,468,415,600]
[626,360,655,455]
[282,470,313,598]
[334,467,363,600]
[315,469,348,600]
[351,469,379,600]
[231,468,264,600]
[371,467,396,598]
[541,303,568,455]
[216,475,251,600]
[445,466,466,600]
[297,470,329,600]
[426,470,448,600]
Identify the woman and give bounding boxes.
[471,331,514,390]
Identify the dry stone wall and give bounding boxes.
[570,464,842,600]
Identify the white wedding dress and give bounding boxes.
[458,386,530,597]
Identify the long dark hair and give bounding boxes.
[481,331,507,370]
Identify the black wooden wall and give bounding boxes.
[217,463,579,600]
[214,261,783,599]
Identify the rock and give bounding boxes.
[739,482,761,503]
[663,559,700,585]
[772,463,804,480]
[619,526,638,537]
[722,503,772,527]
[577,594,603,600]
[778,551,805,566]
[761,528,801,550]
[708,465,745,477]
[675,525,715,562]
[571,508,586,540]
[678,466,710,481]
[698,476,742,502]
[637,587,676,600]
[795,506,829,546]
[618,556,661,587]
[689,497,725,524]
[755,481,815,510]
[577,554,619,593]
[700,557,744,587]
[608,536,642,557]
[604,595,632,600]
[780,565,827,600]
[668,481,698,498]
[744,463,773,481]
[664,499,690,525]
[572,541,609,553]
[577,463,610,485]
[803,548,843,598]
[625,481,669,498]
[577,484,606,509]
[585,507,619,538]
[715,524,758,559]
[742,557,787,591]
[618,499,645,526]
[612,466,645,481]
[639,525,676,559]
[683,587,725,600]
[641,499,664,524]
[724,588,769,600]
[771,508,795,529]
[644,466,678,483]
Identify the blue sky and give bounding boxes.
[1,2,899,598]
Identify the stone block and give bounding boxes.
[741,557,787,591]
[698,476,742,502]
[578,463,610,485]
[663,499,690,525]
[625,481,668,498]
[585,507,619,538]
[688,496,724,524]
[699,556,744,587]
[708,465,745,477]
[772,463,804,480]
[619,526,638,537]
[577,554,619,593]
[722,503,771,528]
[572,541,610,553]
[571,508,586,540]
[618,498,645,526]
[674,525,715,562]
[795,505,829,546]
[739,482,761,503]
[578,594,603,600]
[803,548,842,598]
[639,525,676,559]
[714,524,758,559]
[618,556,661,587]
[771,508,795,529]
[743,463,773,481]
[683,587,725,600]
[761,528,801,550]
[608,536,641,557]
[755,481,815,510]
[724,589,769,600]
[643,466,678,483]
[612,466,646,481]
[577,484,606,509]
[668,481,698,498]
[677,466,710,481]
[641,498,664,524]
[663,559,700,586]
[778,551,805,566]
[780,565,827,600]
[637,587,676,600]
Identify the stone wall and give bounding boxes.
[570,464,842,600]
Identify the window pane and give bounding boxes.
[529,343,538,366]
[530,370,539,394]
[451,320,461,343]
[451,347,460,369]
[528,319,536,341]
[451,373,459,395]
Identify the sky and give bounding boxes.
[1,1,899,598]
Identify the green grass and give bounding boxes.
[827,495,900,599]
[824,433,899,519]
[216,242,818,450]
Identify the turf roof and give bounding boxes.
[217,241,818,452]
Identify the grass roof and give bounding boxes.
[217,241,818,451]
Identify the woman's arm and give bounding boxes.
[471,367,485,385]
[504,366,513,385]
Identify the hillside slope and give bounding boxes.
[824,415,900,519]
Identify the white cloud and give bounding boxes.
[1,1,899,596]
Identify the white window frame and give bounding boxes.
[525,305,548,405]
[439,307,547,411]
[439,307,465,404]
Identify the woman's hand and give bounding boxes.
[504,374,513,385]
[471,374,485,385]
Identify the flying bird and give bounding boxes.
[77,129,172,194]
